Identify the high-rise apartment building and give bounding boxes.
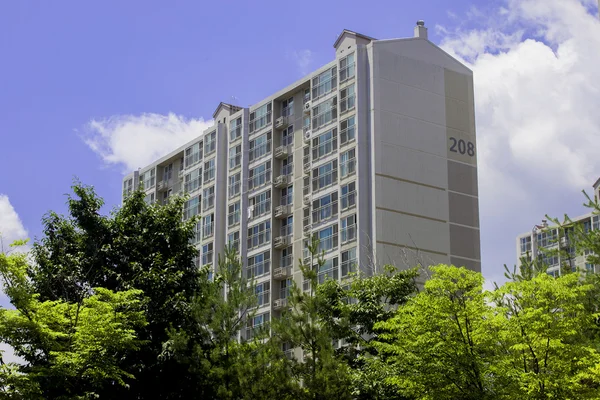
[122,22,480,333]
[516,179,600,276]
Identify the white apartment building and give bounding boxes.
[123,22,480,336]
[516,179,600,276]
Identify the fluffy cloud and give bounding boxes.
[439,0,600,286]
[0,195,28,251]
[83,113,214,173]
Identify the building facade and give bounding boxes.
[122,22,480,335]
[516,180,600,276]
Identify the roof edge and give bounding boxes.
[333,29,377,49]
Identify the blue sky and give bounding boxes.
[1,0,600,289]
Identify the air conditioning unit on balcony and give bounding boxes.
[275,205,290,218]
[157,181,167,191]
[274,236,288,249]
[303,225,312,236]
[178,170,184,179]
[303,195,311,206]
[275,116,288,129]
[304,101,311,113]
[274,145,288,159]
[303,130,312,143]
[303,255,311,265]
[274,175,288,188]
[273,298,288,309]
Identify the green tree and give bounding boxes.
[0,241,146,399]
[491,272,600,398]
[373,265,498,400]
[28,183,203,399]
[272,236,352,400]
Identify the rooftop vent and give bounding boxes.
[414,20,428,40]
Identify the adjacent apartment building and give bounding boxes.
[122,22,480,334]
[516,179,600,276]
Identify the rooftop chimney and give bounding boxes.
[414,20,428,40]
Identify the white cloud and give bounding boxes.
[83,113,214,173]
[0,195,28,251]
[289,49,314,75]
[439,0,600,286]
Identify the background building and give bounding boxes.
[516,179,600,276]
[122,22,480,334]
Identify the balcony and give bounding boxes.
[273,298,288,310]
[274,145,290,159]
[157,180,168,191]
[274,175,288,189]
[273,266,293,280]
[177,170,184,180]
[275,116,289,130]
[303,161,311,175]
[303,224,312,237]
[273,236,289,249]
[274,205,292,219]
[303,194,311,206]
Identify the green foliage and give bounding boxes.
[0,248,146,399]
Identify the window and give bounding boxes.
[227,231,240,252]
[248,221,271,250]
[247,251,270,278]
[339,53,355,81]
[281,246,293,269]
[586,263,595,273]
[281,186,293,206]
[203,159,215,183]
[256,281,270,307]
[249,132,272,162]
[312,160,337,191]
[312,66,337,99]
[229,145,241,170]
[340,116,355,145]
[303,175,310,197]
[341,248,357,277]
[249,190,271,219]
[520,236,532,254]
[228,202,240,227]
[312,128,337,160]
[312,192,338,224]
[203,214,214,239]
[229,173,241,198]
[204,131,216,155]
[312,97,337,130]
[341,182,356,210]
[250,103,272,133]
[340,85,355,113]
[163,163,173,182]
[246,311,270,340]
[280,277,292,300]
[249,161,271,190]
[281,216,293,237]
[583,220,592,233]
[282,97,294,117]
[340,149,356,179]
[282,155,294,176]
[141,168,156,189]
[537,229,557,248]
[282,125,294,147]
[594,216,600,230]
[191,221,202,244]
[203,186,215,211]
[184,196,201,220]
[184,167,202,193]
[230,117,242,141]
[538,252,558,267]
[162,189,172,203]
[341,215,357,243]
[316,225,338,253]
[202,243,213,266]
[317,257,339,284]
[303,114,311,132]
[185,142,203,168]
[144,193,155,205]
[123,178,133,198]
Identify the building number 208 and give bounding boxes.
[449,137,475,156]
